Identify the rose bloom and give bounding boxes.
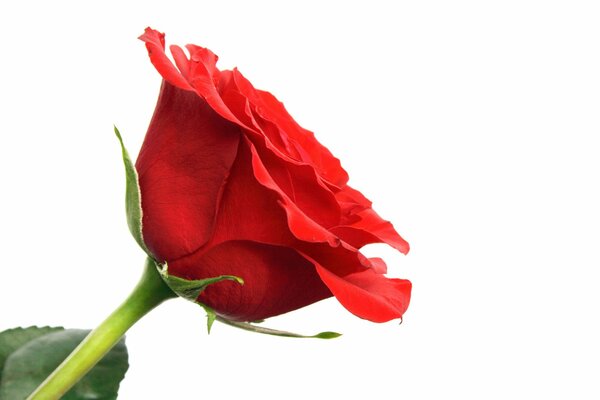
[136,28,411,323]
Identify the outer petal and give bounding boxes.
[169,45,192,81]
[139,28,246,128]
[368,257,388,274]
[207,137,298,247]
[136,81,241,260]
[168,240,332,321]
[181,45,246,127]
[336,184,372,210]
[332,185,410,254]
[140,29,350,188]
[250,138,341,228]
[230,69,349,186]
[139,28,193,91]
[208,136,394,279]
[207,136,342,248]
[219,75,342,228]
[331,208,410,254]
[246,138,341,246]
[313,262,411,323]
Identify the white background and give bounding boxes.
[1,1,599,399]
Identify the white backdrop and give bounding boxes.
[1,1,599,399]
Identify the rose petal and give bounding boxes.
[138,28,193,91]
[218,76,342,228]
[218,72,265,132]
[136,81,241,260]
[169,44,191,81]
[298,240,375,277]
[336,184,373,209]
[250,139,342,228]
[331,185,410,254]
[367,257,388,274]
[169,240,331,321]
[230,69,349,186]
[141,29,350,188]
[139,28,247,128]
[245,138,341,247]
[332,208,410,254]
[209,138,344,250]
[208,137,296,247]
[313,262,411,323]
[185,44,220,79]
[181,45,244,126]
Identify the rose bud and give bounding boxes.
[135,28,411,324]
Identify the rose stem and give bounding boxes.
[27,257,177,400]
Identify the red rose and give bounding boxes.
[136,28,411,323]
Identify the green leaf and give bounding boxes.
[114,126,151,256]
[157,261,244,301]
[0,326,64,383]
[0,329,128,400]
[215,317,342,339]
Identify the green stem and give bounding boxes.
[27,258,177,400]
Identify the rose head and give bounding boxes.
[136,28,411,323]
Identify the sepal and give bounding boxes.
[153,259,244,302]
[198,304,217,334]
[114,126,152,256]
[214,317,342,339]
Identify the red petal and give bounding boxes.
[138,28,193,91]
[136,81,241,260]
[218,72,264,132]
[246,138,341,247]
[314,262,411,323]
[218,76,342,228]
[140,28,246,128]
[336,184,372,209]
[250,139,341,228]
[332,208,410,254]
[230,69,349,186]
[209,137,343,250]
[331,185,410,254]
[169,45,191,81]
[169,240,331,321]
[141,30,349,187]
[180,43,246,127]
[367,257,388,274]
[185,44,219,79]
[208,138,296,247]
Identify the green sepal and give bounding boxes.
[155,260,244,302]
[114,126,151,256]
[215,317,342,339]
[198,304,217,334]
[163,274,244,300]
[0,329,128,400]
[0,326,64,382]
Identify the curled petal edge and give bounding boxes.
[311,258,411,323]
